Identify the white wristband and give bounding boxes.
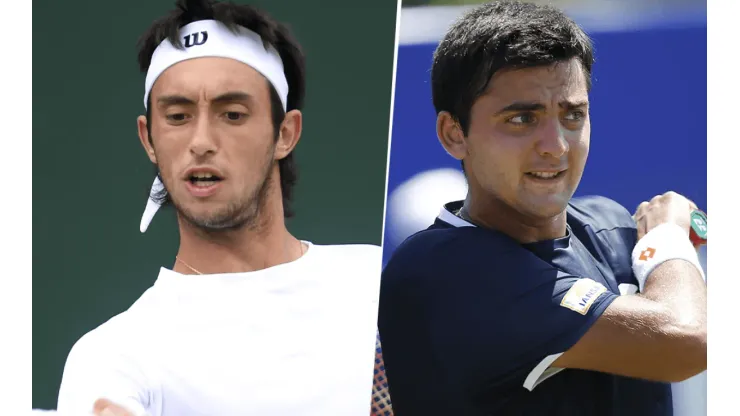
[631,222,706,292]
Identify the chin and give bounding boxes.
[173,201,231,228]
[185,211,246,231]
[523,195,570,219]
[183,199,263,231]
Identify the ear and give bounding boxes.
[436,111,467,161]
[137,115,157,164]
[274,109,303,160]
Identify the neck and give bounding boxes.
[462,191,567,244]
[173,192,303,275]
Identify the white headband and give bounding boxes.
[140,19,289,233]
[144,19,288,110]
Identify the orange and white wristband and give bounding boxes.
[631,223,706,293]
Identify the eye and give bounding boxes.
[507,113,537,125]
[166,113,189,123]
[224,112,246,121]
[564,110,586,121]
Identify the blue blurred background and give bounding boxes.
[383,1,707,415]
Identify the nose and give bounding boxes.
[535,118,568,159]
[189,114,218,157]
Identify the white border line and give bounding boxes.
[2,0,32,413]
[379,0,404,254]
[707,0,734,415]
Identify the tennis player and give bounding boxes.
[377,2,707,415]
[56,1,381,415]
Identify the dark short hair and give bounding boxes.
[431,1,594,136]
[138,0,306,217]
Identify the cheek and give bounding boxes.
[567,131,590,163]
[469,134,523,186]
[229,131,275,173]
[240,127,275,157]
[152,139,187,174]
[576,119,591,151]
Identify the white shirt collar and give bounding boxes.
[437,202,476,228]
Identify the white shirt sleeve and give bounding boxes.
[56,332,152,416]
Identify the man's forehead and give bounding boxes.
[485,60,588,101]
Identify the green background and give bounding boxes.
[33,0,397,409]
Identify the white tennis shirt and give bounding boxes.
[57,243,381,416]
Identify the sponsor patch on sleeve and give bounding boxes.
[560,278,608,315]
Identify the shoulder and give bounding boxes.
[383,223,551,294]
[391,221,537,269]
[302,244,382,303]
[305,243,383,284]
[308,243,381,266]
[568,195,636,232]
[398,222,513,257]
[59,311,139,402]
[64,286,161,369]
[316,243,381,256]
[63,310,139,370]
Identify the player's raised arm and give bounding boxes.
[553,191,706,382]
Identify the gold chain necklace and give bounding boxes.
[175,256,203,275]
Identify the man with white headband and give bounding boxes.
[378,2,706,415]
[56,1,381,415]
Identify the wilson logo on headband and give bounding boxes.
[184,31,208,48]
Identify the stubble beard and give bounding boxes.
[168,153,276,234]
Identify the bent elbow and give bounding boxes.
[663,322,707,382]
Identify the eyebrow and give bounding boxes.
[156,91,254,107]
[494,100,589,116]
[211,91,253,104]
[157,95,195,107]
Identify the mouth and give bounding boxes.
[525,170,567,180]
[187,172,223,188]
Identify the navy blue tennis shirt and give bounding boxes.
[378,196,672,416]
